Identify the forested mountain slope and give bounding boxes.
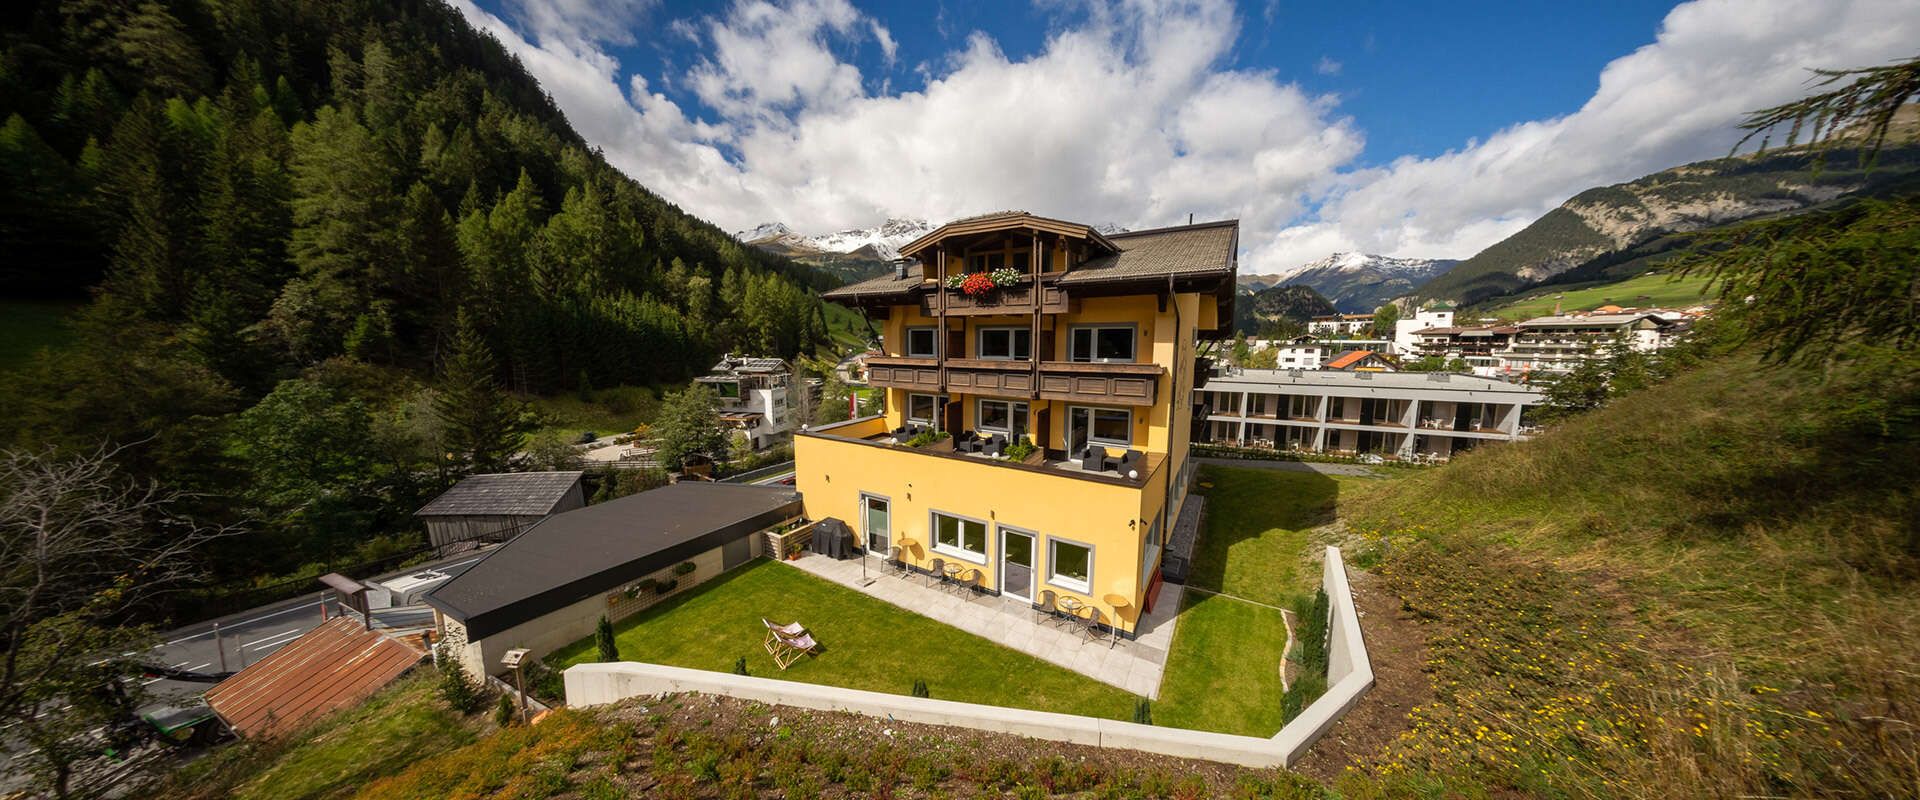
[0,0,835,389]
[0,0,839,599]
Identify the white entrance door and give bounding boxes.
[861,494,890,554]
[1000,529,1034,601]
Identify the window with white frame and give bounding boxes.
[905,327,937,358]
[976,327,1032,360]
[907,394,939,426]
[1072,406,1132,447]
[1068,325,1136,362]
[976,399,1029,436]
[1048,537,1093,593]
[931,511,987,562]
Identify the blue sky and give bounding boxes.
[455,0,1918,273]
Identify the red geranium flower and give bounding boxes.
[960,272,996,297]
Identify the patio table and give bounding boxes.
[941,561,966,594]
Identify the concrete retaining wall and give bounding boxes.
[563,545,1373,768]
[1268,546,1374,761]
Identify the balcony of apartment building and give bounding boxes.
[866,323,1167,408]
[799,415,1167,490]
[1324,397,1411,430]
[1414,400,1510,436]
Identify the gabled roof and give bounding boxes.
[204,617,425,739]
[822,219,1238,302]
[425,482,802,639]
[1518,313,1665,328]
[707,355,788,374]
[1325,350,1380,370]
[1055,220,1237,287]
[415,472,584,518]
[897,211,1121,260]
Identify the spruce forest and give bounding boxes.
[0,0,841,610]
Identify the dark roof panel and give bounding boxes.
[415,472,583,517]
[424,482,802,639]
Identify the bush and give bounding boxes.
[494,691,517,726]
[674,561,697,576]
[911,679,929,698]
[436,647,485,714]
[1132,699,1153,725]
[733,656,748,675]
[1004,436,1037,462]
[655,578,678,594]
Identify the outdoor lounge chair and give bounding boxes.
[761,618,807,655]
[984,434,1008,457]
[1079,445,1110,472]
[769,628,818,670]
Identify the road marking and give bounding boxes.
[243,628,304,650]
[153,555,483,648]
[189,663,211,671]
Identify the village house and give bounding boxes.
[801,211,1236,638]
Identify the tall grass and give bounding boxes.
[1337,349,1919,797]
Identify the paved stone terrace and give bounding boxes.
[784,553,1182,698]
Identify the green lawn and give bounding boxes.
[1487,270,1713,318]
[0,299,80,370]
[548,559,1139,719]
[525,384,664,440]
[1154,465,1343,736]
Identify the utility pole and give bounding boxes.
[213,622,226,672]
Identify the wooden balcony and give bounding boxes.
[920,275,1072,317]
[944,358,1036,399]
[1038,361,1161,405]
[865,356,939,391]
[866,357,1163,406]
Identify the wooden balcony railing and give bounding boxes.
[920,275,1072,317]
[865,356,1164,406]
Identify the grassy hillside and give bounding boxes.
[1333,349,1919,797]
[1483,270,1713,318]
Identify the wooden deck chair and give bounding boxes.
[761,618,806,655]
[771,629,818,670]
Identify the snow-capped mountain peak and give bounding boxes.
[735,217,934,261]
[1281,252,1453,281]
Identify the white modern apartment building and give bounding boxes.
[1198,369,1545,460]
[1253,335,1399,369]
[696,355,792,450]
[1412,310,1692,379]
[1306,313,1375,336]
[1392,307,1456,354]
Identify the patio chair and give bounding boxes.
[1079,445,1109,472]
[1117,449,1145,478]
[769,628,818,670]
[984,434,1007,457]
[887,546,911,579]
[1076,607,1109,646]
[760,618,807,655]
[1035,589,1066,628]
[928,557,947,589]
[951,567,981,596]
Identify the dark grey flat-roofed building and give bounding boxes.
[415,471,586,551]
[425,481,802,678]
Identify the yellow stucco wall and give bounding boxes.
[795,421,1159,633]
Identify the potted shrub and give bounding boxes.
[674,561,697,577]
[655,578,678,594]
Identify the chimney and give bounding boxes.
[893,259,908,280]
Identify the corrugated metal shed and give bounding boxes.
[204,617,426,738]
[415,471,584,517]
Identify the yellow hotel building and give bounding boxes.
[798,212,1237,638]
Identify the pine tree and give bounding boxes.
[433,311,527,474]
[595,615,619,662]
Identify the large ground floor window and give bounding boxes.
[976,399,1029,437]
[931,511,988,563]
[1047,537,1093,594]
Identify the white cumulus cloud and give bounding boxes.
[455,0,1920,278]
